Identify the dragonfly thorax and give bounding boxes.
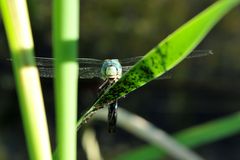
[101,59,122,80]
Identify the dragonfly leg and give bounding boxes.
[97,78,117,98]
[98,79,109,91]
[97,79,110,97]
[108,100,118,133]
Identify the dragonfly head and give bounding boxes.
[101,59,122,79]
[106,66,118,78]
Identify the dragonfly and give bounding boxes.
[35,50,213,133]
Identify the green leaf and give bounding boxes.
[77,0,240,128]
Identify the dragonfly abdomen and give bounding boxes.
[108,101,118,133]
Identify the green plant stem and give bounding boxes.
[0,0,52,160]
[53,0,79,159]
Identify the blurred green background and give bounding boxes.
[0,0,240,159]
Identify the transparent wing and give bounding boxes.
[121,50,213,79]
[36,57,103,79]
[119,50,213,66]
[118,56,143,66]
[38,66,102,79]
[38,67,54,78]
[79,67,102,79]
[186,50,213,58]
[35,57,54,67]
[77,58,103,67]
[35,49,212,79]
[35,50,213,67]
[35,57,104,68]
